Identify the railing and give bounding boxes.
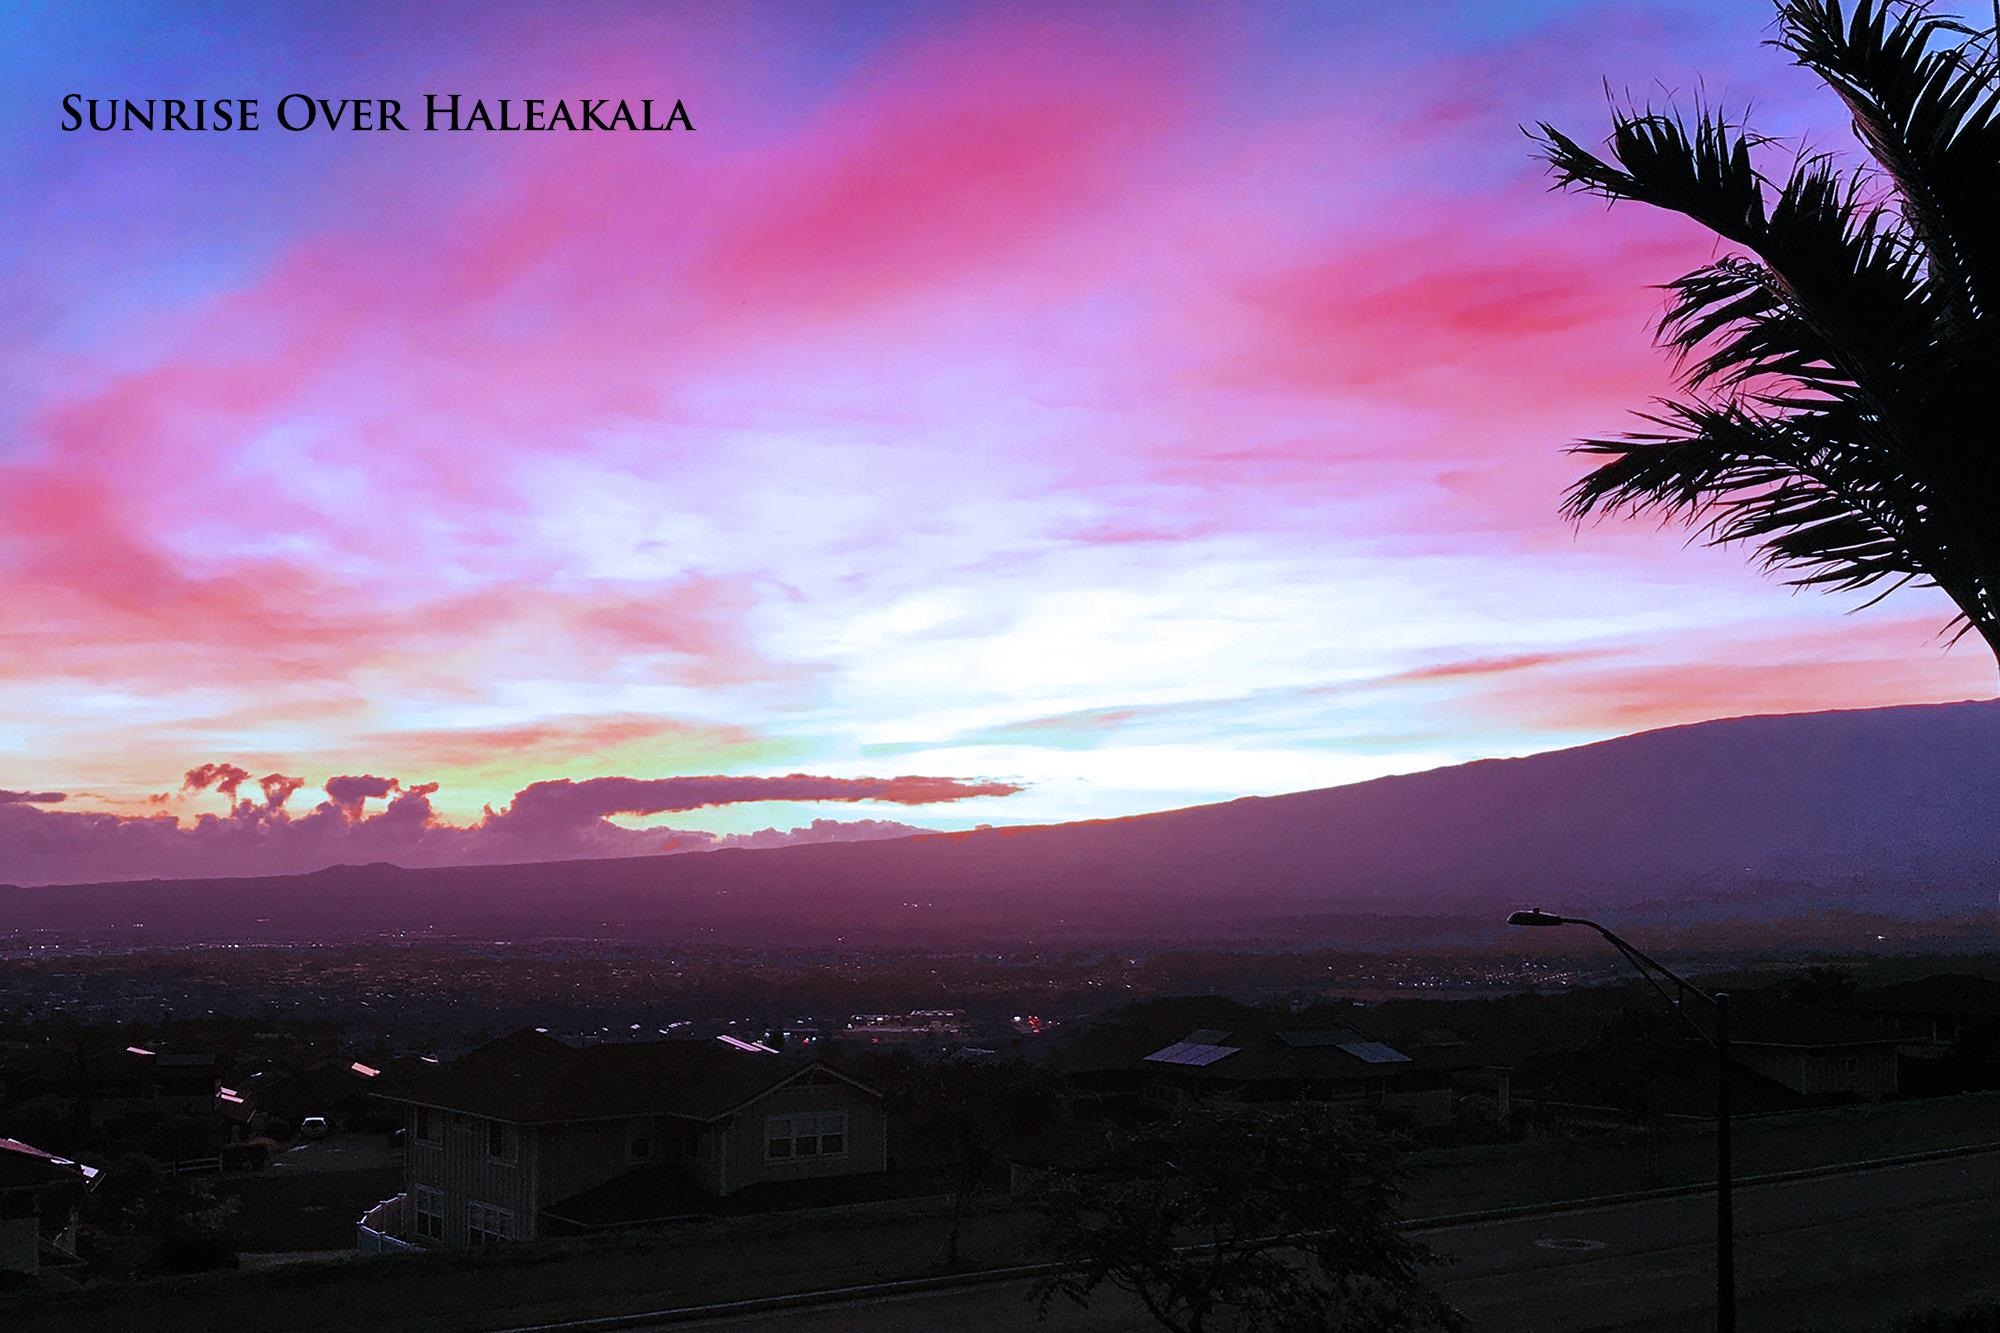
[355,1193,421,1254]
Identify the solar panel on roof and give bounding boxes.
[1333,1040,1412,1064]
[1143,1041,1240,1067]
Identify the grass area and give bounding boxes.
[1,1193,1044,1333]
[223,1166,404,1252]
[1402,1091,2000,1217]
[1447,1195,2000,1332]
[5,1093,1996,1333]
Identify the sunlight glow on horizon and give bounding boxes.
[1,0,1992,883]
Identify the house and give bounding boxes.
[1841,975,2000,1059]
[1809,975,2000,1096]
[362,1030,887,1249]
[0,1138,94,1278]
[1715,995,1900,1100]
[2,1046,223,1136]
[1055,998,1498,1128]
[224,1057,397,1138]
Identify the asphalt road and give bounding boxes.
[613,1149,2000,1333]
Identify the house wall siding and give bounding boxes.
[1735,1045,1898,1098]
[0,1213,37,1276]
[715,1076,887,1196]
[405,1109,541,1247]
[535,1115,703,1210]
[393,1063,890,1237]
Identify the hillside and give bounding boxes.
[5,700,1996,948]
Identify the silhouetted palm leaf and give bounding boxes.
[1532,0,1999,661]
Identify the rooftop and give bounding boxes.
[374,1030,878,1124]
[1059,998,1469,1084]
[1851,975,2000,1019]
[0,1138,93,1192]
[1711,995,1901,1049]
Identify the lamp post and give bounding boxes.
[1507,909,1734,1333]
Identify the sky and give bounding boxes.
[1,0,1992,885]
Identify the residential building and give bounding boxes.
[0,1138,94,1277]
[1055,998,1499,1127]
[1,1046,222,1135]
[1841,975,2000,1057]
[1721,996,1900,1099]
[362,1030,886,1249]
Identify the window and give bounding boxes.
[486,1119,516,1164]
[414,1107,438,1144]
[413,1186,444,1241]
[628,1121,654,1162]
[765,1112,848,1162]
[1844,1056,1859,1075]
[467,1200,514,1246]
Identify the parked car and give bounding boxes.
[299,1116,330,1140]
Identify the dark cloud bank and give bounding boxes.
[0,767,1022,886]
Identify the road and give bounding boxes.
[599,1149,2000,1333]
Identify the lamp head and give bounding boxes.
[1507,908,1571,928]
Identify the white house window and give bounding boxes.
[486,1119,517,1164]
[467,1200,514,1246]
[415,1107,439,1144]
[765,1112,848,1161]
[413,1186,444,1241]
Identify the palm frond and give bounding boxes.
[1533,0,2000,663]
[1775,0,2000,330]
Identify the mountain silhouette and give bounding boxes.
[6,700,1995,948]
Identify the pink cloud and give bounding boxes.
[1459,618,1995,736]
[182,763,254,801]
[0,766,1022,886]
[484,773,1024,834]
[320,774,402,822]
[2,0,1978,857]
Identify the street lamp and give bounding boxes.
[1508,908,1734,1333]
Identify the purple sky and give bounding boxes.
[1,1,1990,884]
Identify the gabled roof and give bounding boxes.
[0,1138,92,1192]
[373,1030,880,1124]
[1851,975,2000,1019]
[1708,995,1899,1049]
[9,1046,223,1085]
[1059,999,1455,1084]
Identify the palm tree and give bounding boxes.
[1534,0,1999,667]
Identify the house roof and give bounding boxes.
[1058,998,1465,1084]
[542,1163,714,1229]
[8,1046,222,1086]
[374,1030,879,1124]
[0,1139,91,1192]
[1708,995,1900,1049]
[248,1057,404,1118]
[1850,975,2000,1019]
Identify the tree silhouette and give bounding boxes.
[899,1058,1061,1266]
[1028,1103,1461,1333]
[1534,1,1999,664]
